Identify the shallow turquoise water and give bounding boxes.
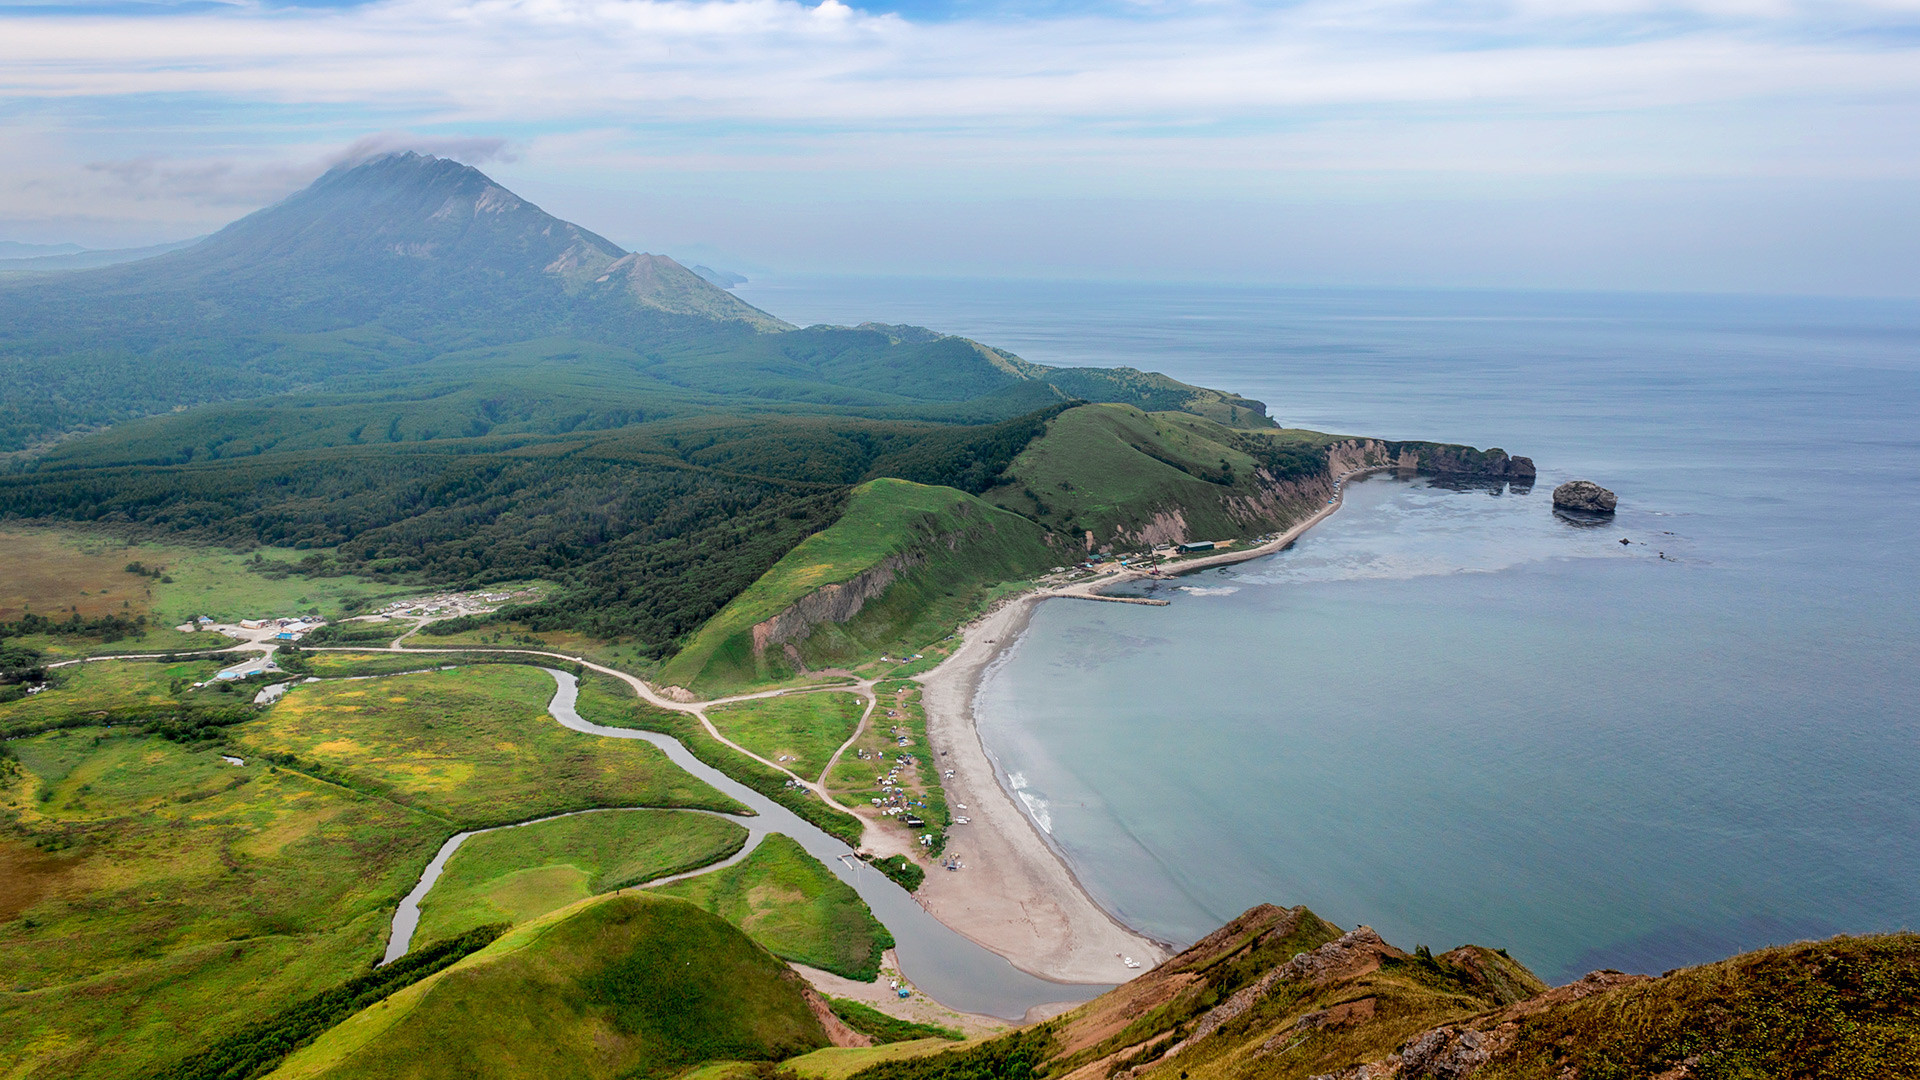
[738,279,1920,981]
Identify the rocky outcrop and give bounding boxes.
[750,550,926,659]
[1309,969,1652,1080]
[1323,439,1533,484]
[1142,926,1403,1074]
[1410,444,1535,482]
[1552,480,1618,513]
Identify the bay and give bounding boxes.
[736,277,1920,981]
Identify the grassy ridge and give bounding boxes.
[268,894,830,1080]
[839,903,1920,1080]
[662,478,1056,694]
[656,833,895,982]
[234,665,742,826]
[413,808,748,942]
[1480,933,1920,1080]
[140,922,510,1080]
[983,404,1337,547]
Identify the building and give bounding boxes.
[1177,541,1215,553]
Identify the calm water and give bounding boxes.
[736,277,1920,981]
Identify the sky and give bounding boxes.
[2,0,1917,294]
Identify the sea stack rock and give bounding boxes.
[1553,480,1617,513]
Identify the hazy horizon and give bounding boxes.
[3,0,1917,297]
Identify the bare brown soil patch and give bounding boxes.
[0,529,154,622]
[0,836,81,919]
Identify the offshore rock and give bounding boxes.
[1553,480,1617,513]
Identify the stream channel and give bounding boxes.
[381,668,1107,1019]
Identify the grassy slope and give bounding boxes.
[412,808,747,942]
[789,1039,974,1080]
[268,894,830,1080]
[708,691,866,781]
[661,478,1057,694]
[232,664,743,826]
[983,404,1338,548]
[0,657,223,735]
[0,728,445,1080]
[572,670,866,846]
[1478,933,1920,1080]
[842,906,1920,1080]
[655,833,895,981]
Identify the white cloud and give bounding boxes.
[0,0,1915,288]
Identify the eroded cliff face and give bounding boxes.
[1324,438,1534,482]
[750,549,927,660]
[1104,469,1329,551]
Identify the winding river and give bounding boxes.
[383,668,1107,1019]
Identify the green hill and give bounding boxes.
[982,404,1342,549]
[655,833,895,981]
[659,478,1058,693]
[270,893,831,1080]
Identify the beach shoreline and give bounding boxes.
[910,465,1388,984]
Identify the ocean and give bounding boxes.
[734,277,1920,982]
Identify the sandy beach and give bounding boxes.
[909,465,1384,984]
[915,594,1168,984]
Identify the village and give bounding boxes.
[163,587,539,685]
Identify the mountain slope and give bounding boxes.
[0,152,1267,453]
[843,907,1920,1080]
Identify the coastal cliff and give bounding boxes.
[666,405,1540,692]
[658,479,1058,693]
[1326,437,1536,485]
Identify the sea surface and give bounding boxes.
[735,277,1920,982]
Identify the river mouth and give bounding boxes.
[378,667,1108,1019]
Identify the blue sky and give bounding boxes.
[2,0,1917,293]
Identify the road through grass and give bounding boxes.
[708,691,867,782]
[233,664,743,826]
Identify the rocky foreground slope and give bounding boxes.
[849,905,1920,1080]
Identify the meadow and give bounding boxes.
[412,808,748,943]
[294,651,459,678]
[572,671,866,846]
[0,656,227,736]
[655,833,894,981]
[233,664,743,826]
[707,691,866,781]
[0,725,447,1080]
[0,525,417,629]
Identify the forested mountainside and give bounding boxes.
[0,152,1525,659]
[0,152,1265,454]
